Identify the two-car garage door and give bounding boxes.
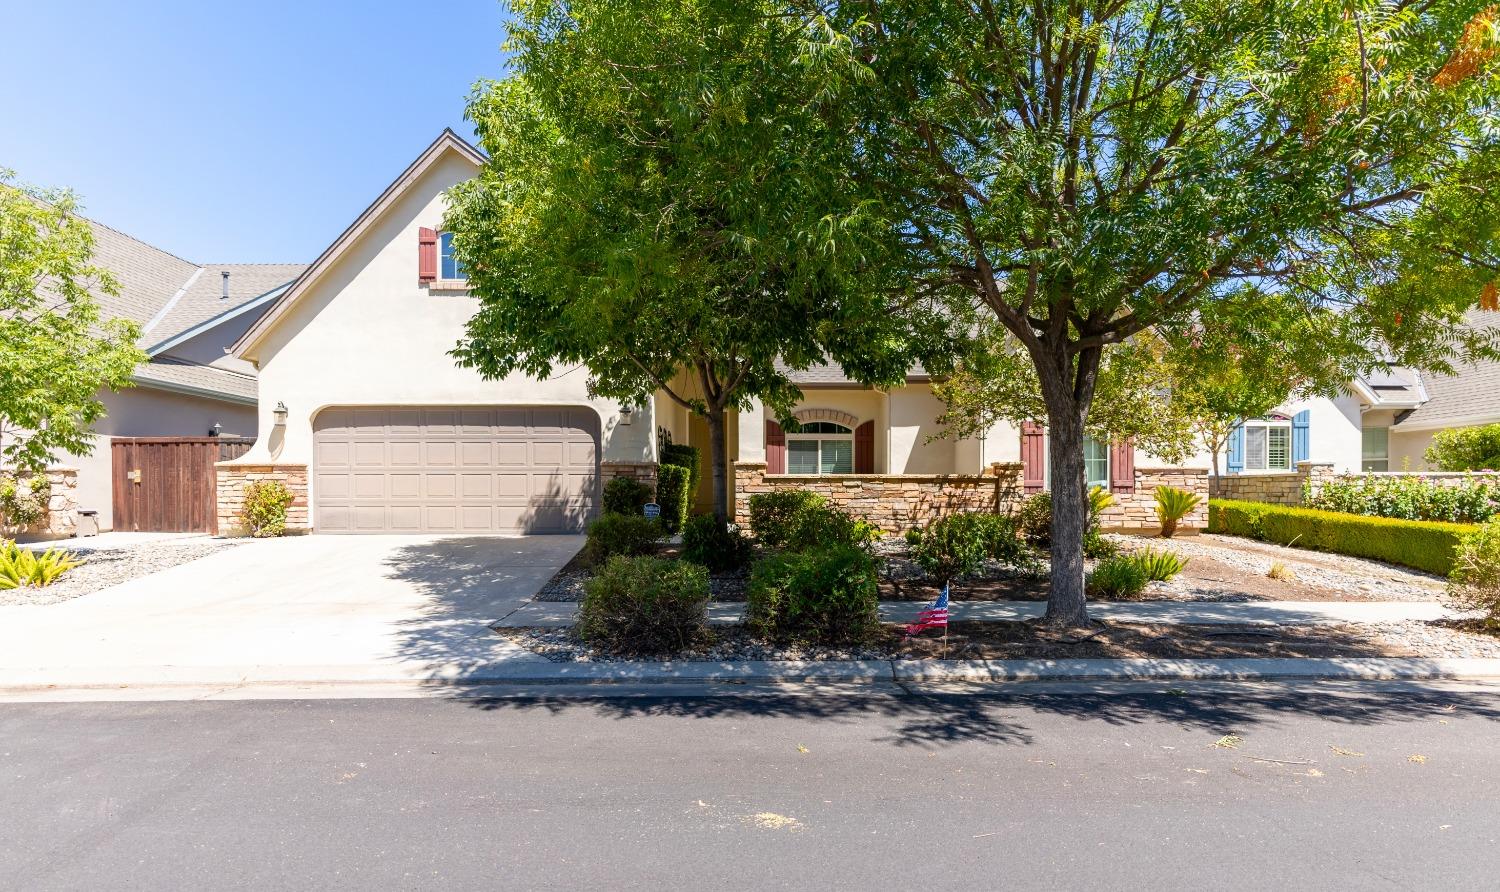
[313,406,599,533]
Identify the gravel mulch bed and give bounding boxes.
[0,537,244,607]
[537,530,1449,606]
[1369,620,1500,659]
[498,619,1416,663]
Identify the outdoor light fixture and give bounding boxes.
[618,404,634,425]
[273,401,289,426]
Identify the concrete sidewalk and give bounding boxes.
[497,598,1463,628]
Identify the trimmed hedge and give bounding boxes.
[655,463,692,533]
[1207,498,1473,575]
[661,443,701,492]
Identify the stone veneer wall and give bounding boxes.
[1209,461,1337,506]
[734,462,1025,534]
[600,460,658,490]
[1099,467,1209,532]
[215,464,310,536]
[4,467,80,541]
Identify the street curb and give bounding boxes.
[7,657,1500,695]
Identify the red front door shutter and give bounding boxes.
[1021,422,1045,492]
[854,420,874,473]
[1110,440,1136,493]
[766,420,786,474]
[417,227,438,282]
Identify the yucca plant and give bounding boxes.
[1129,547,1189,582]
[0,539,84,589]
[1154,485,1203,538]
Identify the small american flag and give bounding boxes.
[905,585,950,637]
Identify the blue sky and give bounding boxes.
[0,0,510,263]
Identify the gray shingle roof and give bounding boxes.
[1393,311,1500,430]
[133,359,258,403]
[774,359,929,386]
[146,263,305,344]
[76,216,303,403]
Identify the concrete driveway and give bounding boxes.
[0,535,577,690]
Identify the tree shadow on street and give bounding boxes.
[451,684,1500,750]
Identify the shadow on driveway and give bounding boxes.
[382,535,580,678]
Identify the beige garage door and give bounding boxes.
[313,406,598,533]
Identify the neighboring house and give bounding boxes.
[64,220,303,530]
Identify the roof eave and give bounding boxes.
[145,282,294,357]
[130,375,259,407]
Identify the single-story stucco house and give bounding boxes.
[49,220,303,533]
[211,130,1500,537]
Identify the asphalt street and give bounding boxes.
[3,681,1499,890]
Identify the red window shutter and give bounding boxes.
[1110,440,1136,493]
[1021,422,1045,493]
[766,420,786,474]
[417,227,438,282]
[854,420,874,473]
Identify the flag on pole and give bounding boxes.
[905,584,950,637]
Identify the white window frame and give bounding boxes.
[784,421,855,475]
[1041,434,1111,492]
[1241,418,1294,472]
[437,231,468,285]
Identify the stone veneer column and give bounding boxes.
[215,464,309,536]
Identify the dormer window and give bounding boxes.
[439,232,467,281]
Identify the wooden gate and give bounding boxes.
[111,437,255,533]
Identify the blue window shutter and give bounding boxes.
[1292,410,1311,464]
[1226,424,1245,474]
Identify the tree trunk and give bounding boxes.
[1043,402,1091,627]
[705,405,730,526]
[1029,339,1102,629]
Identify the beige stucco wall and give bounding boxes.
[227,147,652,523]
[64,385,258,530]
[1389,427,1440,471]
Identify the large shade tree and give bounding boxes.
[1,172,143,477]
[447,0,930,524]
[801,0,1500,626]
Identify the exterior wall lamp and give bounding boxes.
[273,401,289,426]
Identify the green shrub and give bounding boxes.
[0,539,83,589]
[1016,489,1115,557]
[1303,473,1500,524]
[241,480,294,538]
[745,490,878,551]
[1015,492,1052,547]
[584,513,665,564]
[577,555,710,654]
[1154,485,1202,538]
[681,514,753,572]
[602,476,654,516]
[748,490,825,548]
[1207,498,1472,575]
[1127,547,1188,582]
[746,544,881,645]
[1086,555,1149,599]
[1426,423,1500,472]
[660,443,701,491]
[655,463,692,533]
[1447,518,1500,628]
[0,474,50,530]
[909,513,1042,581]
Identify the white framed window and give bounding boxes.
[786,421,854,474]
[1084,437,1110,490]
[439,231,467,281]
[1242,419,1293,471]
[1362,426,1390,472]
